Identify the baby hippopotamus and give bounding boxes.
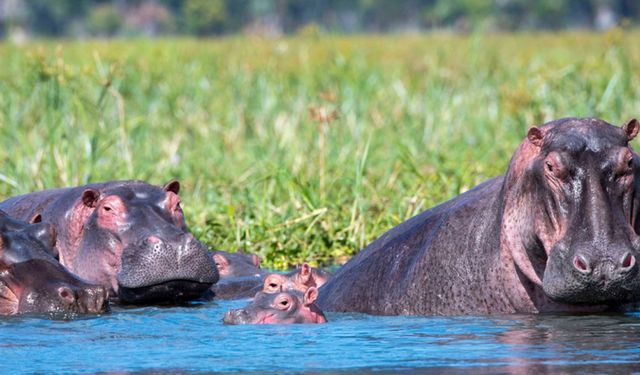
[223,287,327,325]
[262,263,332,294]
[209,262,331,300]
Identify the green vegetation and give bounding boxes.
[1,31,639,268]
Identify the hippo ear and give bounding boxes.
[303,287,319,306]
[81,189,100,208]
[527,127,544,148]
[250,254,261,268]
[299,263,312,283]
[622,119,640,142]
[213,253,229,272]
[27,223,57,253]
[163,180,180,195]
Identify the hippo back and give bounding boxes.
[318,176,506,315]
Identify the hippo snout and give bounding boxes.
[544,244,640,304]
[223,309,250,325]
[116,234,219,304]
[56,284,109,314]
[78,285,109,314]
[572,252,637,279]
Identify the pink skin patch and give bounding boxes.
[213,253,231,278]
[63,199,98,268]
[165,191,186,228]
[0,278,19,315]
[96,196,128,232]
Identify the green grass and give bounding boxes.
[1,31,640,269]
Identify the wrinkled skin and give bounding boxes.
[207,262,331,300]
[319,118,640,315]
[263,263,332,294]
[223,287,327,324]
[0,180,218,305]
[0,211,108,315]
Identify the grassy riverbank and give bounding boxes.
[1,31,639,268]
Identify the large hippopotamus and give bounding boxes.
[319,118,640,315]
[0,211,108,315]
[0,180,218,305]
[223,287,327,324]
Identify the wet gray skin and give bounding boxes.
[0,211,108,315]
[212,250,263,278]
[0,180,218,305]
[223,288,327,324]
[319,118,640,315]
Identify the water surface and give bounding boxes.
[2,299,639,374]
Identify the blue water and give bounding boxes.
[2,299,640,374]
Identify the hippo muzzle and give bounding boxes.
[116,234,218,304]
[543,242,640,304]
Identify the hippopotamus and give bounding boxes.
[0,211,108,315]
[223,287,327,324]
[208,262,331,300]
[262,263,332,294]
[0,180,218,305]
[213,250,263,278]
[319,118,640,315]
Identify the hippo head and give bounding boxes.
[213,250,262,278]
[70,180,218,304]
[262,263,332,293]
[0,212,108,315]
[223,288,327,325]
[504,118,640,306]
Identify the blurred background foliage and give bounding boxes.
[0,0,639,40]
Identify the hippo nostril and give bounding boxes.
[573,255,591,274]
[58,286,76,304]
[620,252,636,271]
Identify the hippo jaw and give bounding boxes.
[114,238,219,304]
[117,280,215,305]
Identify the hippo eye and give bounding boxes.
[103,206,112,212]
[276,297,291,310]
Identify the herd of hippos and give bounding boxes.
[3,117,640,324]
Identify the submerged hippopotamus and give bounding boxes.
[0,211,108,315]
[263,263,332,294]
[213,250,263,278]
[0,180,218,305]
[223,287,327,324]
[319,118,640,315]
[208,262,331,300]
